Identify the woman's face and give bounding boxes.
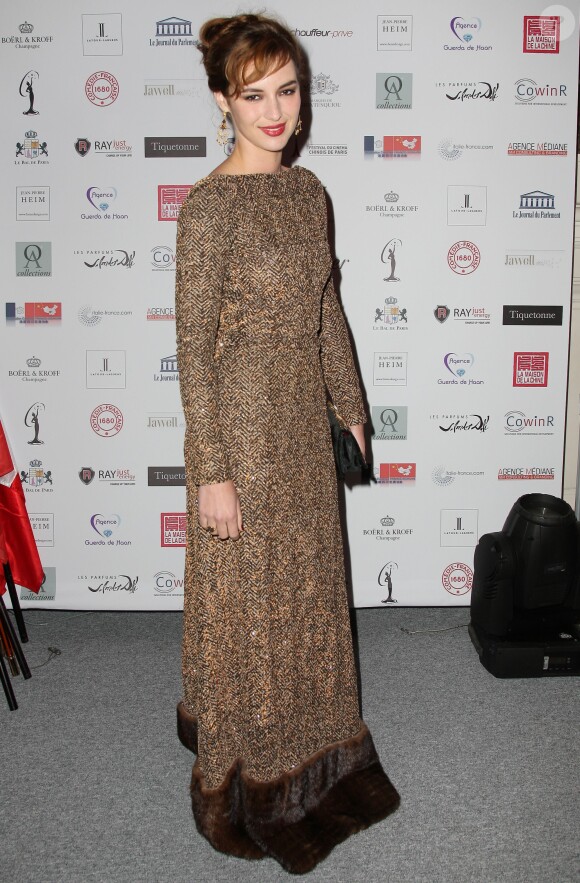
[216,59,301,157]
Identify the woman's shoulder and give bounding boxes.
[177,175,235,225]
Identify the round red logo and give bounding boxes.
[90,404,123,437]
[447,241,480,275]
[85,71,119,107]
[442,562,473,596]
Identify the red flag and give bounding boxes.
[0,418,43,595]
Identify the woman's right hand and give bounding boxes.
[198,480,243,540]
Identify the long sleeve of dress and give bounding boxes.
[175,185,231,486]
[317,185,367,426]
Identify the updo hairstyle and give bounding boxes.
[198,13,305,98]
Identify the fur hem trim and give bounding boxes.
[177,701,198,754]
[180,710,400,874]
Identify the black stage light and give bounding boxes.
[469,493,580,678]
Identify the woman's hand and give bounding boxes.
[349,423,366,462]
[198,480,243,540]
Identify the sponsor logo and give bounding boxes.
[19,69,40,115]
[75,138,132,158]
[432,466,485,486]
[439,138,493,160]
[504,250,564,269]
[381,238,403,282]
[79,574,138,594]
[143,79,204,98]
[15,242,51,276]
[447,186,487,225]
[373,352,407,386]
[86,512,131,547]
[79,467,136,487]
[82,187,128,221]
[82,14,123,56]
[148,467,185,486]
[513,190,560,219]
[8,356,60,383]
[90,512,120,536]
[507,141,567,157]
[153,571,184,596]
[147,306,175,321]
[161,513,186,547]
[2,22,54,50]
[448,241,480,274]
[439,353,484,386]
[85,71,119,106]
[75,138,91,156]
[78,305,133,325]
[30,513,54,547]
[436,80,499,102]
[16,186,50,221]
[513,352,549,387]
[375,463,416,484]
[158,185,191,220]
[78,248,135,269]
[503,305,562,326]
[498,466,555,480]
[90,403,123,437]
[20,567,56,602]
[150,17,197,47]
[432,413,489,433]
[434,306,451,323]
[364,135,421,158]
[377,15,412,51]
[307,72,340,108]
[441,510,479,547]
[144,136,206,158]
[373,296,408,330]
[147,411,185,429]
[291,28,354,39]
[86,351,126,389]
[306,142,348,156]
[523,16,559,53]
[79,467,95,485]
[515,78,567,106]
[442,563,473,595]
[376,74,412,109]
[362,515,413,542]
[445,17,492,51]
[504,411,555,436]
[378,561,398,603]
[24,402,46,445]
[434,305,491,325]
[154,355,179,382]
[151,245,176,270]
[371,406,408,441]
[15,129,48,165]
[365,190,418,219]
[6,301,61,325]
[20,459,53,492]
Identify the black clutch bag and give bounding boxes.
[327,402,375,481]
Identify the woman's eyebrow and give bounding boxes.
[241,79,298,93]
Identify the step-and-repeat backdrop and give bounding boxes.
[2,1,579,608]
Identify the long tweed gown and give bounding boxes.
[175,165,399,874]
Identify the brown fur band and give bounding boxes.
[177,702,400,873]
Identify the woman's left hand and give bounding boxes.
[349,423,366,461]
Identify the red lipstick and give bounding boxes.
[259,124,286,137]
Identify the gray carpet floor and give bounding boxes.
[1,608,578,883]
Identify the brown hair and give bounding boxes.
[198,13,304,98]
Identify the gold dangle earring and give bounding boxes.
[294,116,303,136]
[216,110,229,146]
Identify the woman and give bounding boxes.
[175,13,400,874]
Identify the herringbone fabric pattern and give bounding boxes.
[174,167,398,869]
